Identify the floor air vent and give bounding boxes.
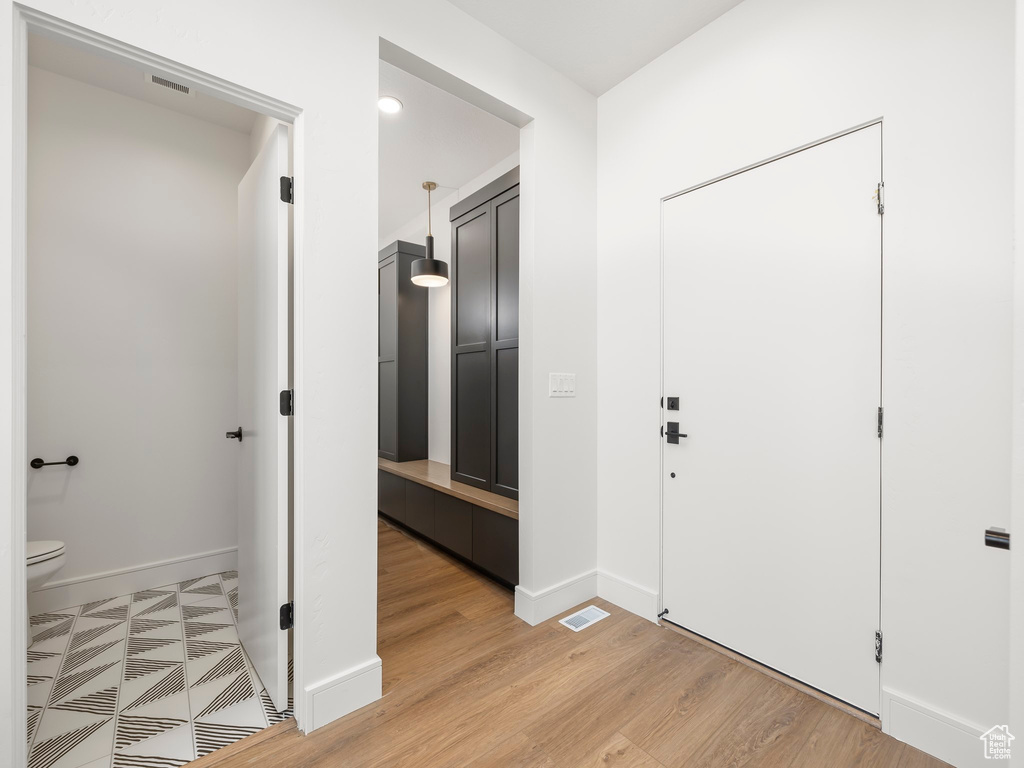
[559,605,610,632]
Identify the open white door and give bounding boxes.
[661,125,882,714]
[236,124,290,711]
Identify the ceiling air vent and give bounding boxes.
[146,73,195,97]
[559,605,610,633]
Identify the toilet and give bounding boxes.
[26,540,66,646]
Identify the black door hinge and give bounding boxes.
[280,176,294,204]
[657,609,669,619]
[876,182,884,215]
[877,407,884,439]
[280,602,294,630]
[280,389,294,416]
[875,630,883,663]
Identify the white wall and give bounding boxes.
[379,151,519,465]
[596,0,1013,765]
[1,0,598,752]
[26,66,250,609]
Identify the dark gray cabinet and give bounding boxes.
[378,470,406,524]
[450,169,519,500]
[377,469,518,587]
[434,494,473,560]
[405,481,434,538]
[472,506,518,586]
[378,241,428,461]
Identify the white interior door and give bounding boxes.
[661,125,882,714]
[237,123,290,711]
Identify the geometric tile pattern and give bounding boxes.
[27,570,293,768]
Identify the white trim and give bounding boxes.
[514,570,598,625]
[305,656,382,732]
[660,118,883,202]
[513,569,660,626]
[18,6,299,121]
[8,13,29,768]
[9,5,305,741]
[597,570,659,623]
[881,688,986,767]
[28,547,239,614]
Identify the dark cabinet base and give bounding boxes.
[378,469,517,588]
[472,506,519,586]
[434,494,473,560]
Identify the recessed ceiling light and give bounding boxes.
[378,95,403,114]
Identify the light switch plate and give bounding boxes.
[549,373,576,398]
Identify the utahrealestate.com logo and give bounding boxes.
[980,725,1014,760]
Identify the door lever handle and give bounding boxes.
[664,422,687,444]
[226,427,243,442]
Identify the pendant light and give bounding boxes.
[411,181,449,287]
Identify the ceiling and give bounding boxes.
[28,33,259,134]
[379,60,520,239]
[445,0,745,95]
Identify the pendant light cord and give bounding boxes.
[427,186,432,237]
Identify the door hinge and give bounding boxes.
[280,389,294,416]
[875,630,883,663]
[279,602,294,630]
[280,176,294,204]
[877,407,884,438]
[875,182,884,215]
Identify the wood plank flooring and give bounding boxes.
[199,519,948,768]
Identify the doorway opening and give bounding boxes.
[374,43,531,697]
[17,13,301,766]
[659,121,884,716]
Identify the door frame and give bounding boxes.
[9,7,304,762]
[657,117,885,712]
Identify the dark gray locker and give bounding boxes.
[450,168,519,500]
[378,241,428,461]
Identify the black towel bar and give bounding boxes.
[30,456,79,469]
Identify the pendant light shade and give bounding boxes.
[411,181,449,287]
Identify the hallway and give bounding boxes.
[197,519,947,767]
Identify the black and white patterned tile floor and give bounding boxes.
[27,571,293,768]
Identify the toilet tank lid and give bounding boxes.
[27,540,65,564]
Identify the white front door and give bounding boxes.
[236,124,290,711]
[661,124,882,714]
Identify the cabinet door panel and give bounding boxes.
[455,212,490,346]
[378,470,406,523]
[378,361,397,458]
[405,481,435,538]
[495,195,519,342]
[435,494,473,559]
[495,346,518,494]
[378,258,397,359]
[454,350,490,484]
[472,507,518,586]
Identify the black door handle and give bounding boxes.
[226,428,243,442]
[665,422,687,444]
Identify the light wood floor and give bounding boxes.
[199,519,948,768]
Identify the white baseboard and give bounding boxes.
[514,570,599,626]
[597,570,659,623]
[28,546,238,614]
[882,688,989,768]
[305,656,382,732]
